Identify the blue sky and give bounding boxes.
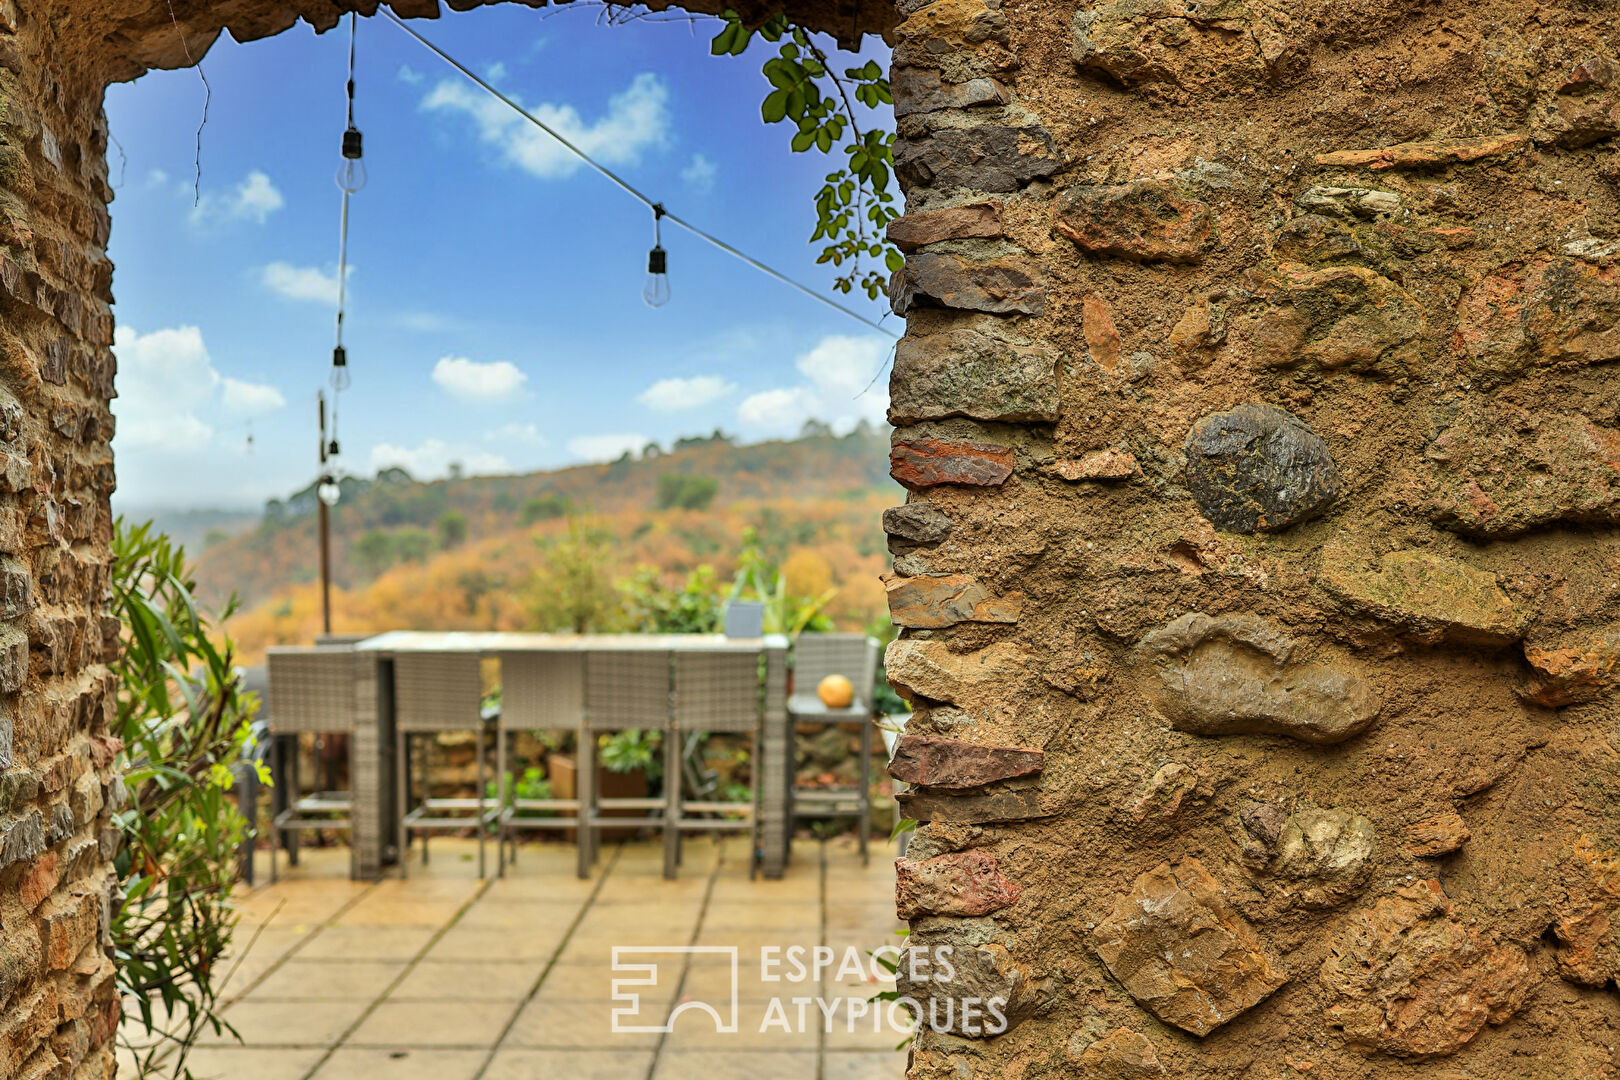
[105,7,896,510]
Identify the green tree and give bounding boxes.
[521,492,571,525]
[437,509,469,549]
[394,527,433,563]
[111,520,260,1080]
[353,530,396,576]
[528,517,622,633]
[656,473,720,511]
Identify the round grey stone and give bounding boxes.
[1183,404,1340,533]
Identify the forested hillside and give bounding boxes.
[194,426,900,661]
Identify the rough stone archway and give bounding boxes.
[5,0,1620,1077]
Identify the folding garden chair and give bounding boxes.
[494,651,586,877]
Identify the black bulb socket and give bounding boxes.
[342,128,364,160]
[647,246,667,275]
[333,345,348,367]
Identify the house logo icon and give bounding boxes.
[610,946,740,1034]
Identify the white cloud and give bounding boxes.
[221,377,287,415]
[261,262,348,305]
[431,356,528,402]
[369,439,511,480]
[637,374,736,412]
[396,310,453,332]
[566,433,648,463]
[111,325,286,455]
[421,72,670,180]
[483,60,508,82]
[735,335,892,437]
[397,64,424,85]
[190,170,284,225]
[485,422,546,446]
[681,153,717,193]
[145,167,170,188]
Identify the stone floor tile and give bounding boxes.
[172,1046,328,1080]
[390,959,541,1001]
[423,925,567,963]
[244,960,408,1001]
[346,1000,514,1049]
[651,1050,817,1080]
[662,1012,818,1051]
[310,1047,485,1080]
[455,899,583,932]
[823,1050,909,1080]
[196,998,370,1047]
[504,999,661,1050]
[482,1048,655,1080]
[298,925,437,962]
[334,898,469,928]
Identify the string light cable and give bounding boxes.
[331,12,365,410]
[379,8,897,338]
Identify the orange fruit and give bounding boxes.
[817,674,854,708]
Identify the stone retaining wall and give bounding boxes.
[881,0,1620,1074]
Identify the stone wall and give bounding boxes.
[881,0,1620,1075]
[0,2,124,1078]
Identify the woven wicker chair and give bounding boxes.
[580,650,673,876]
[265,646,359,882]
[667,651,763,878]
[393,651,495,878]
[494,651,586,878]
[786,633,881,864]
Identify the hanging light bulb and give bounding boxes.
[336,126,366,193]
[331,344,351,392]
[643,245,670,308]
[642,203,670,308]
[317,473,342,507]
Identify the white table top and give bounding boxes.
[354,630,789,654]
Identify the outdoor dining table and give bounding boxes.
[343,631,794,880]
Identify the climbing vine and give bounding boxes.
[711,11,902,300]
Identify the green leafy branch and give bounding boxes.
[712,11,902,299]
[112,519,261,1079]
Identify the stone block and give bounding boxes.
[890,329,1059,424]
[896,786,1046,823]
[889,252,1046,316]
[891,437,1014,489]
[883,503,953,546]
[885,638,1029,705]
[887,734,1043,788]
[1321,880,1530,1059]
[1426,404,1620,537]
[1518,625,1620,707]
[40,891,100,971]
[1091,858,1287,1036]
[887,202,1004,251]
[1183,404,1340,533]
[1403,811,1470,858]
[1054,179,1213,263]
[892,70,1009,117]
[1315,133,1530,170]
[895,850,1020,918]
[885,572,1021,628]
[894,126,1060,194]
[1050,449,1137,481]
[1319,544,1524,645]
[1454,257,1620,385]
[1137,612,1380,745]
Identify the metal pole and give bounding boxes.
[318,393,332,636]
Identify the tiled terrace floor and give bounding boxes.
[120,836,908,1080]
